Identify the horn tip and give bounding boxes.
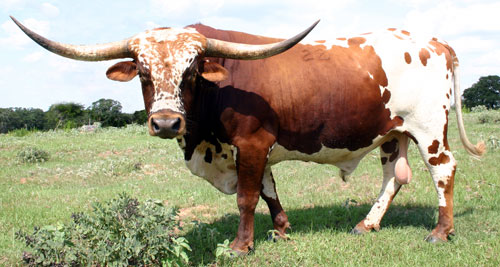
[311,20,321,30]
[10,16,22,28]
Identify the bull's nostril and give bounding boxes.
[171,118,181,132]
[152,120,160,132]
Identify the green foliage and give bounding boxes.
[215,239,233,261]
[9,128,36,137]
[471,105,488,113]
[1,99,144,133]
[132,110,148,125]
[16,193,190,266]
[17,147,50,163]
[0,108,46,133]
[45,102,87,130]
[463,75,500,109]
[468,106,500,124]
[88,99,130,127]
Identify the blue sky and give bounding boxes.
[1,0,499,112]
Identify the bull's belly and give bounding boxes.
[268,136,388,174]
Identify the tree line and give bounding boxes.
[0,98,147,134]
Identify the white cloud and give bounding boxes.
[145,21,161,30]
[199,0,224,16]
[41,2,60,17]
[195,0,355,40]
[404,1,500,37]
[22,51,44,62]
[0,0,26,10]
[0,18,50,47]
[472,50,500,66]
[450,36,496,54]
[150,0,195,19]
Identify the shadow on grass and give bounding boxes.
[184,203,441,265]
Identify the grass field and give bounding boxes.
[1,110,499,266]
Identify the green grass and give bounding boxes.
[1,111,499,266]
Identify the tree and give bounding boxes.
[463,75,500,109]
[0,108,47,133]
[45,102,86,129]
[88,99,128,127]
[132,110,148,125]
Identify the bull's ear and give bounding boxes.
[201,61,229,82]
[106,61,138,82]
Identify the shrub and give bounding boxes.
[478,113,493,124]
[16,193,191,266]
[477,112,500,124]
[471,105,488,113]
[17,147,50,163]
[9,128,35,137]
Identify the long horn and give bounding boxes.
[205,20,320,60]
[10,16,132,61]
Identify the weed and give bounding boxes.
[215,239,233,260]
[471,105,488,113]
[8,128,35,137]
[16,193,190,266]
[17,147,49,163]
[488,136,500,149]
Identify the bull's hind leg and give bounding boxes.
[352,134,411,234]
[414,133,457,242]
[261,167,290,240]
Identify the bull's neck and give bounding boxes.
[181,79,226,161]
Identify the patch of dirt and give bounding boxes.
[19,177,35,184]
[98,150,119,158]
[97,149,135,158]
[141,164,165,175]
[178,205,216,221]
[315,177,340,192]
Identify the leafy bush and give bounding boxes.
[478,113,492,124]
[17,147,50,163]
[16,193,191,266]
[9,128,35,137]
[471,105,488,113]
[468,105,500,124]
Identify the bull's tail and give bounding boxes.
[450,47,486,158]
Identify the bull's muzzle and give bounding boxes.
[148,112,186,139]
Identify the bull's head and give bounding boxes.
[11,16,318,139]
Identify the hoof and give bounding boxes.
[350,227,369,235]
[228,246,253,257]
[267,232,289,242]
[424,234,447,243]
[228,249,248,258]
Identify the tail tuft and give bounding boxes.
[465,141,486,159]
[474,141,486,156]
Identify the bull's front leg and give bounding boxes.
[230,139,271,255]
